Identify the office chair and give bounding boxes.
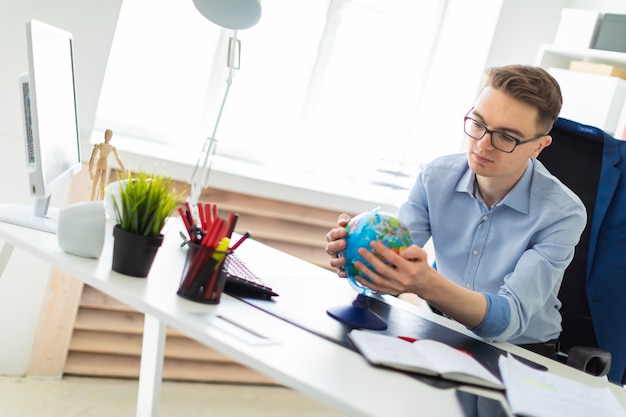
[537,117,626,384]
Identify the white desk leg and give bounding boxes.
[0,242,15,278]
[136,313,166,417]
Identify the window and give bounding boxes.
[95,0,502,208]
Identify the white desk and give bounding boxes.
[0,218,624,417]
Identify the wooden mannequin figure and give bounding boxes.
[89,129,127,200]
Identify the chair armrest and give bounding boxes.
[567,346,611,377]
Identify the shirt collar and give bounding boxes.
[456,160,534,214]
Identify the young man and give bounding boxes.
[325,65,586,354]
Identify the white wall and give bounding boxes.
[0,0,122,375]
[482,0,626,88]
[0,0,625,377]
[485,0,567,68]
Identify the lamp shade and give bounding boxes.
[193,0,262,30]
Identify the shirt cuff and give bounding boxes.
[472,293,510,339]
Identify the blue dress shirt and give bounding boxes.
[398,154,586,345]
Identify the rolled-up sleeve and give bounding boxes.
[473,293,511,338]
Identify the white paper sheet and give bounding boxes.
[499,354,625,417]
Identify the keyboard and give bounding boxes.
[223,253,279,299]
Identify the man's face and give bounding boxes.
[466,86,551,183]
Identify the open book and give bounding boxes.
[349,329,504,390]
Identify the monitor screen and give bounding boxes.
[0,19,81,233]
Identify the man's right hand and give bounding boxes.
[325,213,351,277]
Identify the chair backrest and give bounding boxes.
[537,118,603,352]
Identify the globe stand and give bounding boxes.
[327,293,388,330]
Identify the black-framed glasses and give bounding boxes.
[463,112,547,153]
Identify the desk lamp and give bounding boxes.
[188,0,262,215]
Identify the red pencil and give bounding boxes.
[212,204,218,224]
[204,204,212,227]
[201,218,224,248]
[198,203,206,230]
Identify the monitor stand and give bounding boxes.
[0,196,59,234]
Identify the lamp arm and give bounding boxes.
[188,31,240,211]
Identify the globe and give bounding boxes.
[342,209,414,294]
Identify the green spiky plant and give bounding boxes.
[112,171,184,237]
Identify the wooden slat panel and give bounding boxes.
[64,352,276,384]
[73,307,189,337]
[70,329,139,355]
[200,188,343,229]
[79,284,134,312]
[232,214,329,249]
[258,239,331,270]
[69,329,233,362]
[74,307,145,334]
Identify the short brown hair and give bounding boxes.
[484,65,562,133]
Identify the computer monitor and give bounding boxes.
[0,19,81,233]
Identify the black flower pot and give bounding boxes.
[112,225,164,277]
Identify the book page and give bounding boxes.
[500,354,626,417]
[349,330,437,376]
[413,339,502,387]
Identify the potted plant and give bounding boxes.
[110,171,183,277]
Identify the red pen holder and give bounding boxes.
[177,242,231,304]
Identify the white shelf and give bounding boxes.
[536,44,626,137]
[536,43,626,70]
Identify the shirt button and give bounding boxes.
[482,215,488,221]
[466,283,471,288]
[472,250,479,256]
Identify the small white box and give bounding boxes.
[549,67,626,136]
[554,9,603,49]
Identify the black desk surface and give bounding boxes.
[236,273,513,387]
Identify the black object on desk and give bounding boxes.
[234,274,547,387]
[223,253,279,299]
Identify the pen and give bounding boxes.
[398,336,418,343]
[226,212,238,238]
[230,231,250,251]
